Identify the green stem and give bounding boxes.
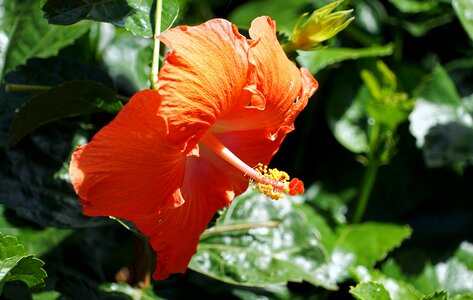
[352,159,379,223]
[281,42,297,56]
[200,221,280,239]
[5,83,51,92]
[150,0,163,90]
[352,121,381,223]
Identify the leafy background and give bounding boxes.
[0,0,472,299]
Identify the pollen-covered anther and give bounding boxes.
[250,163,304,200]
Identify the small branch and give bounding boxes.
[200,221,280,239]
[150,0,163,90]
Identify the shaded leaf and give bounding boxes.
[9,80,121,146]
[0,0,91,81]
[349,281,391,300]
[297,44,394,74]
[0,57,115,147]
[0,204,72,257]
[0,233,47,293]
[0,122,110,228]
[190,188,336,290]
[452,0,473,41]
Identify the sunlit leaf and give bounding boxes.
[0,233,47,293]
[102,30,152,94]
[0,0,91,81]
[422,291,449,300]
[409,65,473,169]
[190,188,336,290]
[453,0,473,41]
[349,281,391,300]
[100,283,164,300]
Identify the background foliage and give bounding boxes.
[0,0,472,299]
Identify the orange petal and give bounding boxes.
[157,19,251,153]
[214,17,318,138]
[134,147,247,280]
[69,90,186,220]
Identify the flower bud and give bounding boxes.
[289,0,354,51]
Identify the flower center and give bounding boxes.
[200,132,304,200]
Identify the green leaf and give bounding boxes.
[352,266,423,300]
[0,233,47,294]
[327,82,370,154]
[100,283,165,300]
[9,80,121,146]
[455,242,473,270]
[0,0,91,81]
[330,222,412,281]
[349,282,392,300]
[190,188,336,290]
[297,44,394,74]
[228,0,306,35]
[41,0,180,38]
[453,0,473,41]
[1,57,115,147]
[0,121,110,228]
[0,204,72,257]
[102,30,152,93]
[409,65,473,169]
[41,0,133,24]
[414,258,473,296]
[388,0,439,13]
[422,291,449,300]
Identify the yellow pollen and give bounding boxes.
[250,163,290,200]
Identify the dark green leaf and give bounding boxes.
[297,44,394,74]
[413,65,462,105]
[0,122,110,228]
[190,188,336,290]
[9,80,121,146]
[41,0,180,38]
[41,0,133,24]
[0,0,91,81]
[349,282,391,300]
[453,0,473,41]
[0,233,47,293]
[1,57,115,147]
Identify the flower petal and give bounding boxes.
[157,19,251,153]
[134,147,245,280]
[69,90,186,220]
[213,17,318,139]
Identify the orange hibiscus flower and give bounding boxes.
[69,16,318,280]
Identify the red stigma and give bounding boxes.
[288,178,304,196]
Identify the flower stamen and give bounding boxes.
[200,132,304,200]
